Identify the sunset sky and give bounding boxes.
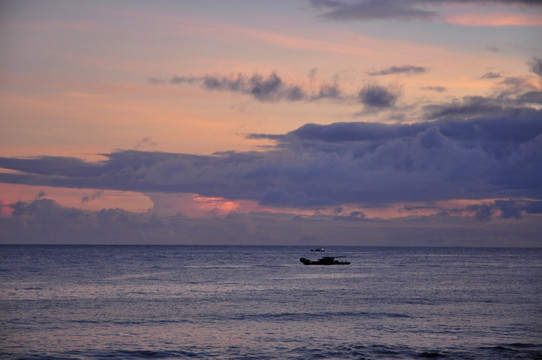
[1,0,541,246]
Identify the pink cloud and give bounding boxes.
[0,200,14,218]
[444,13,542,27]
[147,193,271,218]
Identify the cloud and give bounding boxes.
[310,0,542,24]
[1,111,541,209]
[358,84,399,108]
[463,199,542,221]
[310,0,436,21]
[481,72,502,80]
[3,198,540,246]
[312,83,343,100]
[167,72,305,102]
[9,198,87,227]
[368,65,427,76]
[134,136,157,150]
[260,187,332,207]
[423,84,542,119]
[154,72,345,103]
[466,203,495,221]
[81,190,104,203]
[1,68,541,210]
[0,156,100,177]
[334,210,366,221]
[421,86,447,93]
[444,12,542,27]
[518,91,542,105]
[529,57,542,77]
[168,73,300,102]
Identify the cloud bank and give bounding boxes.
[2,197,541,246]
[2,58,541,219]
[3,60,542,211]
[1,108,541,209]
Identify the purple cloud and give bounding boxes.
[310,0,542,22]
[152,72,346,103]
[310,0,436,21]
[1,110,541,209]
[368,65,427,76]
[358,84,399,108]
[2,68,542,210]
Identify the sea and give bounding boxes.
[0,245,541,360]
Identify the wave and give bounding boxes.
[226,310,411,322]
[71,319,193,326]
[5,343,541,360]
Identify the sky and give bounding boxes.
[1,0,541,246]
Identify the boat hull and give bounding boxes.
[299,257,350,265]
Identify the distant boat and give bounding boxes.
[310,248,325,252]
[299,256,350,265]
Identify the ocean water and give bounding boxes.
[0,246,541,360]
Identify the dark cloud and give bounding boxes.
[310,0,436,21]
[310,0,542,22]
[481,72,502,79]
[518,91,542,105]
[313,83,343,100]
[424,73,540,115]
[286,107,542,149]
[358,84,399,108]
[0,156,100,177]
[2,197,540,246]
[81,190,104,204]
[421,86,447,93]
[424,96,501,120]
[498,76,535,92]
[495,199,524,219]
[529,57,542,77]
[467,203,495,221]
[422,92,542,120]
[334,210,366,221]
[154,72,348,103]
[289,121,423,142]
[463,199,542,221]
[368,65,427,76]
[260,187,332,207]
[169,72,306,102]
[1,110,541,209]
[2,75,542,210]
[10,198,86,222]
[526,200,542,214]
[134,136,157,150]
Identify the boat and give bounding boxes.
[299,256,350,265]
[310,248,325,252]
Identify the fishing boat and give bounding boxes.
[299,256,350,265]
[310,248,325,252]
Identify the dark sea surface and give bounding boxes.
[0,245,541,360]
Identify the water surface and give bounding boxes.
[1,246,541,359]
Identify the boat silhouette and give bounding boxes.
[299,256,350,265]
